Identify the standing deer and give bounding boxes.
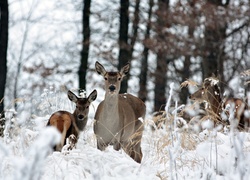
[94,61,146,163]
[189,77,249,130]
[47,90,97,151]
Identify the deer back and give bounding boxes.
[120,94,146,120]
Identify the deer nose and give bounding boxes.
[78,114,84,120]
[109,85,116,92]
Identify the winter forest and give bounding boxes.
[1,0,250,179]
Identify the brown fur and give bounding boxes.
[47,90,97,151]
[189,77,250,130]
[223,98,249,130]
[94,61,146,163]
[50,113,72,133]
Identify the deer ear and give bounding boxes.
[88,90,97,102]
[120,63,130,78]
[203,80,210,88]
[68,90,78,103]
[95,61,107,76]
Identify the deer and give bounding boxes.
[47,89,97,151]
[223,97,249,130]
[189,77,250,131]
[188,77,225,131]
[94,61,146,163]
[189,77,222,116]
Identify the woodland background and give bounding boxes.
[0,0,250,136]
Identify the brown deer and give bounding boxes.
[223,97,248,130]
[47,90,97,151]
[189,77,250,130]
[189,77,222,116]
[94,61,146,163]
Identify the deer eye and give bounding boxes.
[118,77,121,81]
[86,106,89,109]
[104,77,108,80]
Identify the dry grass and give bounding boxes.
[240,69,250,77]
[180,79,199,88]
[180,132,201,150]
[143,118,214,179]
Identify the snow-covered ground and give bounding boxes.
[3,1,250,179]
[1,100,250,180]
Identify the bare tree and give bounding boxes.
[13,0,36,110]
[177,1,196,104]
[201,0,228,89]
[150,0,249,105]
[118,0,130,93]
[0,0,8,136]
[79,0,91,92]
[127,0,140,63]
[7,1,82,117]
[153,0,170,112]
[6,0,250,117]
[139,0,153,102]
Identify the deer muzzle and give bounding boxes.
[109,85,116,92]
[78,114,85,120]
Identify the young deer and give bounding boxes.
[223,97,248,130]
[189,77,222,116]
[47,90,97,151]
[94,61,146,163]
[189,77,249,130]
[188,77,225,131]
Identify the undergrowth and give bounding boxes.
[0,86,250,179]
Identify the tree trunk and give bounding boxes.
[0,0,8,136]
[154,53,168,111]
[179,1,194,104]
[139,0,153,102]
[79,0,91,93]
[202,0,227,91]
[179,56,191,104]
[128,0,140,60]
[118,0,129,93]
[154,0,169,112]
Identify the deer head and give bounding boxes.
[95,61,130,95]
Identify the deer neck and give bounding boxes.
[104,93,119,107]
[100,93,120,121]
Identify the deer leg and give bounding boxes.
[96,137,107,151]
[56,144,63,151]
[121,139,142,163]
[128,135,143,163]
[113,142,121,151]
[61,134,77,155]
[121,141,133,159]
[131,120,144,163]
[67,134,77,150]
[131,142,143,163]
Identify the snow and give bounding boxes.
[3,0,250,179]
[2,87,250,180]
